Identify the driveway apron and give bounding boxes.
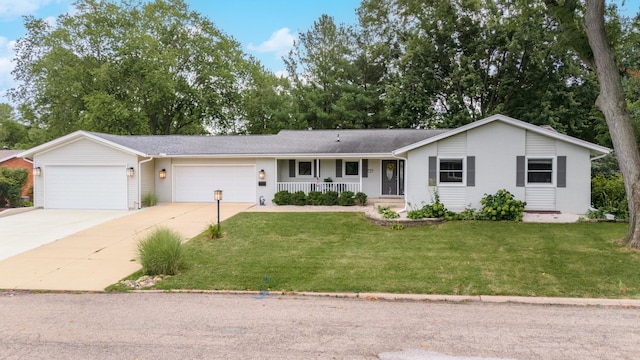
[0,203,252,291]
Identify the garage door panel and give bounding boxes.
[45,166,127,210]
[174,166,255,203]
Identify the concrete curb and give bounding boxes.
[129,289,640,308]
[0,206,39,218]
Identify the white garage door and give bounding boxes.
[174,166,256,203]
[45,166,127,210]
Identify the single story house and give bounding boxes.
[18,114,610,213]
[0,149,33,198]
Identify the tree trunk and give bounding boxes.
[584,0,640,247]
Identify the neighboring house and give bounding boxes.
[0,149,33,199]
[17,114,610,213]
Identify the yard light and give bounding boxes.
[159,169,167,179]
[214,189,223,228]
[258,169,266,179]
[126,167,134,177]
[33,167,42,176]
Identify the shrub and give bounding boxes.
[321,191,338,206]
[137,227,184,275]
[591,174,628,219]
[407,194,448,219]
[306,191,323,205]
[377,205,400,219]
[273,190,291,205]
[389,221,404,230]
[479,189,526,221]
[206,223,223,239]
[291,191,307,206]
[0,167,28,208]
[141,192,158,207]
[338,191,355,206]
[355,192,367,206]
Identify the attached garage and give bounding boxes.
[44,165,128,210]
[174,165,256,203]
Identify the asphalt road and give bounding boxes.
[0,292,638,359]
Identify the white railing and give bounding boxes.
[276,182,360,194]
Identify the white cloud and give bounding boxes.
[247,27,296,56]
[0,36,17,104]
[0,0,52,20]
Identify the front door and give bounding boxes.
[382,160,398,195]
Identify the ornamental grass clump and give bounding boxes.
[137,227,184,275]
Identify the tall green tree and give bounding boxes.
[0,103,29,149]
[358,0,601,137]
[285,14,390,130]
[546,0,640,248]
[10,0,267,137]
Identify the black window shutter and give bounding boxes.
[557,156,567,188]
[467,156,475,187]
[516,156,525,187]
[335,159,342,178]
[362,159,368,178]
[313,160,318,178]
[428,156,437,186]
[289,159,295,178]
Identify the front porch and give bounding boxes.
[276,181,360,194]
[274,158,406,198]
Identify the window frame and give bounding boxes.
[526,157,555,186]
[297,160,313,177]
[437,157,465,186]
[344,160,359,177]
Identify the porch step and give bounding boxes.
[370,197,405,210]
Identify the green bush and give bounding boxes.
[141,192,158,207]
[0,167,28,208]
[291,191,307,206]
[306,191,323,205]
[355,192,367,206]
[479,189,526,221]
[321,191,338,206]
[591,174,628,219]
[407,194,448,219]
[338,191,355,206]
[273,190,291,205]
[137,227,184,275]
[377,205,400,219]
[206,223,223,239]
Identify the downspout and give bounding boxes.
[392,152,409,213]
[137,155,154,210]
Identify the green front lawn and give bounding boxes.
[123,212,639,298]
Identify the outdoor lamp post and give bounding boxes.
[214,189,223,227]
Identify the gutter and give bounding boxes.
[590,153,609,162]
[137,156,155,209]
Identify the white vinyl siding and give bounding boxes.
[526,131,556,155]
[438,187,467,211]
[173,165,256,203]
[525,187,556,210]
[34,138,137,209]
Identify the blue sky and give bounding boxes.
[0,0,639,105]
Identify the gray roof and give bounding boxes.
[0,150,24,162]
[91,129,450,156]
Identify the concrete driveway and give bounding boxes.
[0,203,253,291]
[0,209,132,262]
